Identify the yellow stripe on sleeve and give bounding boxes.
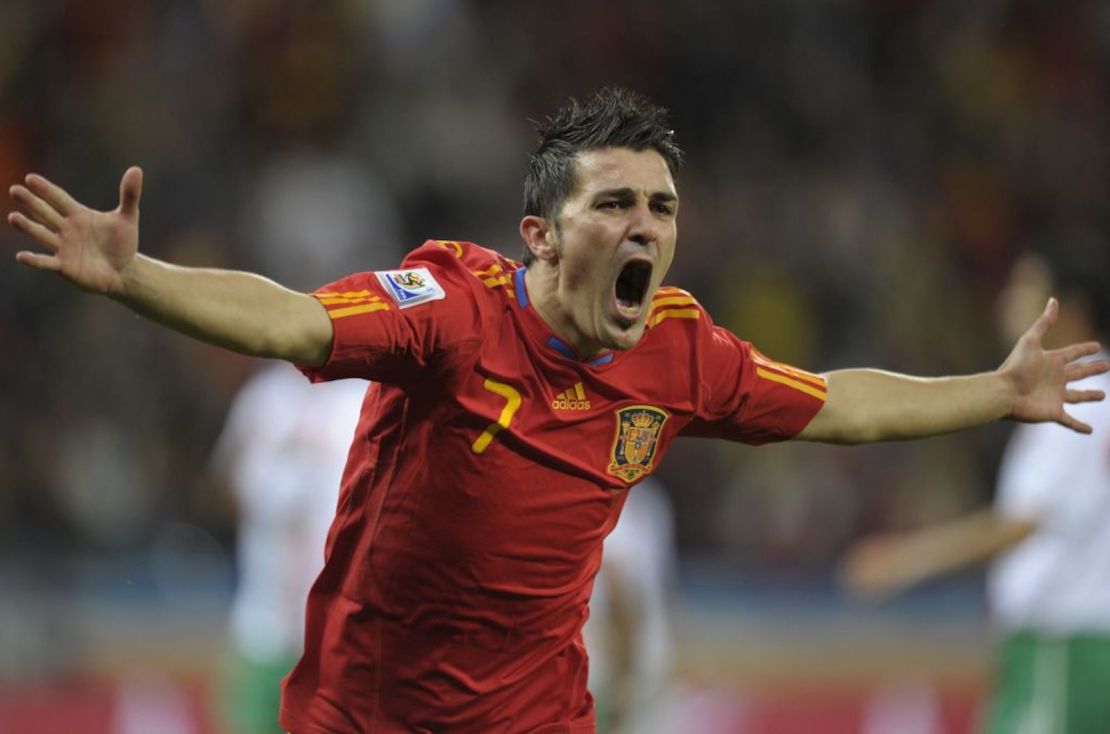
[755,367,827,401]
[317,295,383,306]
[750,350,826,388]
[648,296,697,313]
[315,290,375,299]
[648,307,701,328]
[328,302,392,320]
[482,275,513,288]
[473,264,504,277]
[437,240,464,257]
[469,263,513,289]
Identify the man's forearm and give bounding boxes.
[800,368,1013,443]
[112,254,332,364]
[841,509,1038,599]
[893,510,1037,579]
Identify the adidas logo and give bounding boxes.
[552,383,591,411]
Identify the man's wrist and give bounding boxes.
[110,253,152,301]
[991,367,1020,421]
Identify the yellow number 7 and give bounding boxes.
[470,379,522,455]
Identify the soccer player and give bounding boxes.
[7,89,1108,733]
[211,363,367,734]
[841,248,1110,734]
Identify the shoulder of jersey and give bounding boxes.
[644,286,703,334]
[418,239,521,302]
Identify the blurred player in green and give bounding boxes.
[210,364,366,733]
[842,245,1110,734]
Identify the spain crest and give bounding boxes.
[606,405,670,483]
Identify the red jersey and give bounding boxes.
[281,240,826,733]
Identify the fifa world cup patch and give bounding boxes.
[606,405,669,483]
[375,267,446,309]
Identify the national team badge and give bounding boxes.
[375,267,446,309]
[606,405,670,483]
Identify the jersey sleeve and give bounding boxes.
[679,310,827,445]
[297,240,486,385]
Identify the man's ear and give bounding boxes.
[520,215,558,264]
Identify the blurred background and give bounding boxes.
[1,0,1108,732]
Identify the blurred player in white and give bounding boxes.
[584,477,678,734]
[841,247,1110,734]
[211,363,367,734]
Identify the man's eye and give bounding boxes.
[652,203,674,216]
[598,201,622,209]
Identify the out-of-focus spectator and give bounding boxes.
[211,364,366,734]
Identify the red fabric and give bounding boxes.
[280,241,825,733]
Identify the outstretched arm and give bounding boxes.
[838,508,1037,601]
[797,299,1109,443]
[7,168,333,365]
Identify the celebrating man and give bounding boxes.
[8,88,1107,733]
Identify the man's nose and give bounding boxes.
[627,204,658,246]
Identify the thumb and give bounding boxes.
[118,166,143,219]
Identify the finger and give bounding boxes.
[1058,411,1094,435]
[1053,341,1102,363]
[1066,359,1110,382]
[1026,297,1058,342]
[24,173,80,217]
[7,211,61,250]
[1066,388,1105,404]
[118,166,143,219]
[14,250,62,272]
[9,184,64,231]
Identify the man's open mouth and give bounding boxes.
[613,259,653,321]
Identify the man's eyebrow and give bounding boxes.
[593,187,678,202]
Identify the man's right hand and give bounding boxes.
[8,166,143,296]
[7,165,332,364]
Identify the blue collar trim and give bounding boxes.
[546,336,614,366]
[514,267,528,308]
[546,336,576,359]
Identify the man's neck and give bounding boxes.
[522,265,602,358]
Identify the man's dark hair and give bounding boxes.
[522,87,684,266]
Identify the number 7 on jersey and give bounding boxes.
[471,379,522,455]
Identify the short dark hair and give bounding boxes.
[522,87,684,266]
